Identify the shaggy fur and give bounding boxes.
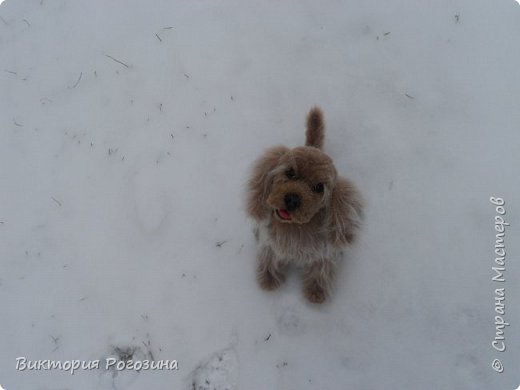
[247,107,363,303]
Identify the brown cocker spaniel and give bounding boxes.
[247,107,363,303]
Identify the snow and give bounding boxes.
[1,0,520,389]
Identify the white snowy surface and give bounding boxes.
[1,0,520,389]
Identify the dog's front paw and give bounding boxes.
[257,268,284,291]
[303,282,327,304]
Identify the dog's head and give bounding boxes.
[247,108,363,243]
[265,146,337,224]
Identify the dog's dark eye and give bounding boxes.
[312,183,324,193]
[285,168,296,179]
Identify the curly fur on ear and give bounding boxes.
[327,177,364,247]
[246,146,289,221]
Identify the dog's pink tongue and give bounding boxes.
[278,209,291,220]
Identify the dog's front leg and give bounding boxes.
[302,259,335,303]
[256,245,286,291]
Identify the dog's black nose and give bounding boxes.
[284,193,301,211]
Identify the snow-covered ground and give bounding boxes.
[1,0,520,389]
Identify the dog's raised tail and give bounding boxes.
[305,107,325,149]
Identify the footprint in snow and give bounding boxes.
[276,302,307,336]
[188,347,238,390]
[97,345,147,390]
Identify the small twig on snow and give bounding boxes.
[105,54,130,68]
[71,72,82,88]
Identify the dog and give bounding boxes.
[246,107,363,303]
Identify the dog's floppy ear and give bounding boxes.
[327,176,363,246]
[247,146,289,221]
